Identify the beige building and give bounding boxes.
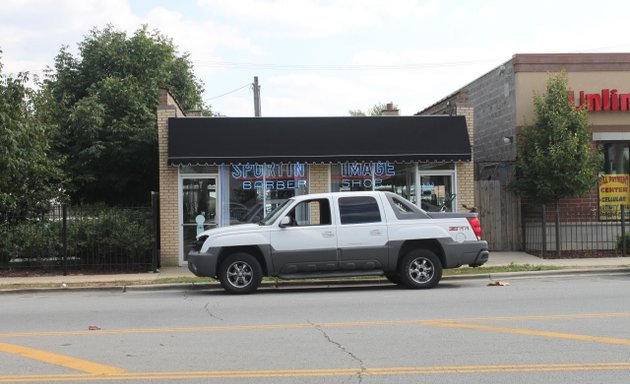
[157,91,476,266]
[419,53,630,251]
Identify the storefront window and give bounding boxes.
[603,143,630,174]
[599,143,630,220]
[331,162,416,202]
[226,163,308,225]
[374,164,416,203]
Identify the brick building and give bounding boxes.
[418,53,630,252]
[157,91,476,266]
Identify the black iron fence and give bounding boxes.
[0,199,160,274]
[522,205,630,258]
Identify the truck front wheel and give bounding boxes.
[398,249,442,289]
[218,252,263,294]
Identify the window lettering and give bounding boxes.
[231,163,308,190]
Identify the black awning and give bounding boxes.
[167,115,471,165]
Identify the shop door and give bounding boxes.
[418,174,455,212]
[181,176,219,262]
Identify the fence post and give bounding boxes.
[62,204,68,276]
[622,205,626,256]
[151,191,160,272]
[521,208,526,252]
[541,204,546,259]
[555,204,561,258]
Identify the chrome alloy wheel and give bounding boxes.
[226,261,254,288]
[407,257,434,283]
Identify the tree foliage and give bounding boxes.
[349,102,392,116]
[510,71,601,205]
[0,53,66,220]
[43,25,207,205]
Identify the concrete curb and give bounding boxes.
[1,267,629,294]
[449,267,630,281]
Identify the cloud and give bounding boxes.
[0,0,138,74]
[267,73,377,115]
[144,7,262,57]
[197,0,441,38]
[4,0,630,118]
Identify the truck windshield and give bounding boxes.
[259,199,293,226]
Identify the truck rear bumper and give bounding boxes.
[439,239,489,268]
[470,248,489,267]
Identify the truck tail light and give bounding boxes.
[467,217,482,240]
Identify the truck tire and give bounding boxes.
[218,252,263,294]
[398,249,442,289]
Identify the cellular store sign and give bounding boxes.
[569,89,630,112]
[231,163,307,191]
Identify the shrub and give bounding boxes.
[617,232,630,255]
[0,220,63,266]
[67,207,153,265]
[0,206,153,269]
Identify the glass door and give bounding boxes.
[418,173,455,212]
[181,176,218,261]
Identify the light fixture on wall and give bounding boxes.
[503,136,514,144]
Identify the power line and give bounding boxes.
[192,58,502,71]
[206,83,251,100]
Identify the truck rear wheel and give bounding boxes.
[398,249,442,289]
[218,252,262,294]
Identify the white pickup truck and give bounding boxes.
[188,191,489,294]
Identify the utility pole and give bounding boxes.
[253,76,261,117]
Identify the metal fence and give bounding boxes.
[0,198,160,274]
[522,206,630,258]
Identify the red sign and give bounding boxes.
[569,89,630,112]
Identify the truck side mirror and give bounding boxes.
[279,216,291,227]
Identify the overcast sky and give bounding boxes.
[2,0,630,117]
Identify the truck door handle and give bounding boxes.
[322,231,335,238]
[370,229,382,236]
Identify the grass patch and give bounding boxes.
[444,263,561,276]
[151,276,215,284]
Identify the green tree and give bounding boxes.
[0,52,66,220]
[43,25,208,205]
[510,72,601,257]
[349,102,393,116]
[510,71,600,204]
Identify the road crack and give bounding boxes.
[204,303,224,321]
[309,321,365,384]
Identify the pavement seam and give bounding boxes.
[1,267,629,294]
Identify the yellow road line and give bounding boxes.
[1,312,629,339]
[425,321,630,346]
[0,342,126,375]
[432,312,630,323]
[0,362,629,382]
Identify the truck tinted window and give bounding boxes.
[338,196,381,224]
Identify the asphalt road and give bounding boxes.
[1,272,629,383]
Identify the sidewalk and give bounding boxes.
[1,252,629,291]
